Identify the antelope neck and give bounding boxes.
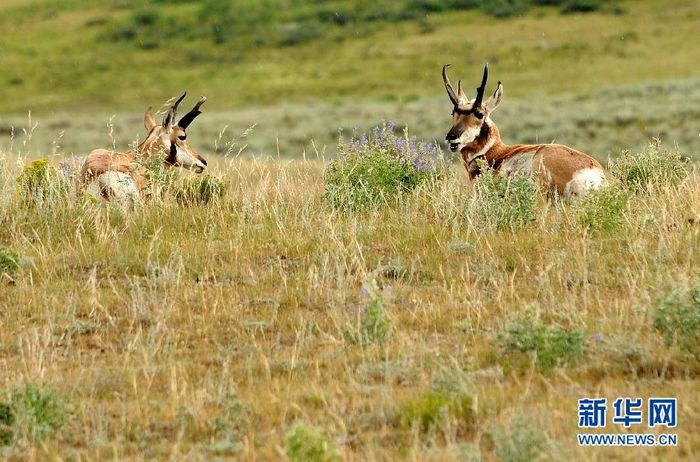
[462,122,500,167]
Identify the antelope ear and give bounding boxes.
[484,82,503,114]
[144,107,156,131]
[162,108,175,131]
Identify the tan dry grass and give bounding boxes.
[0,152,698,460]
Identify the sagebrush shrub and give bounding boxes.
[284,423,341,462]
[609,142,690,194]
[323,121,447,210]
[492,414,547,462]
[653,283,700,358]
[498,319,584,373]
[576,185,629,233]
[16,159,55,206]
[467,168,539,231]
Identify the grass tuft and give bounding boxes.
[284,423,341,462]
[653,283,700,358]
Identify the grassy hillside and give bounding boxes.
[0,0,698,160]
[0,144,698,459]
[1,0,698,112]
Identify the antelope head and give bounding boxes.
[144,92,208,173]
[442,64,503,153]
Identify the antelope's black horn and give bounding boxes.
[473,64,489,109]
[178,96,207,129]
[442,64,459,107]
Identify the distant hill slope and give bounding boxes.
[0,0,697,115]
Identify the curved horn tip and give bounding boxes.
[173,91,187,107]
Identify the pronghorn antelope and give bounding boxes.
[442,64,605,198]
[78,93,208,202]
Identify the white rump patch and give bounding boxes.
[564,168,605,198]
[86,171,140,204]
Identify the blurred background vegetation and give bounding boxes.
[0,0,697,159]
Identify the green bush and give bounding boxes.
[609,142,690,193]
[576,186,629,233]
[498,319,584,373]
[653,284,700,358]
[1,385,66,445]
[284,423,341,462]
[0,246,19,276]
[467,168,539,231]
[324,121,447,210]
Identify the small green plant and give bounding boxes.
[324,121,447,210]
[653,283,700,358]
[346,276,393,345]
[1,385,66,445]
[576,186,629,233]
[284,423,341,462]
[468,168,539,231]
[609,142,690,193]
[0,246,19,276]
[396,389,476,434]
[498,318,584,373]
[492,413,547,462]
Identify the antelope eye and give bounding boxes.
[474,112,484,120]
[178,135,187,141]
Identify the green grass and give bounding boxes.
[0,0,697,112]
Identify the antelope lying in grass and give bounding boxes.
[442,64,605,198]
[78,93,208,202]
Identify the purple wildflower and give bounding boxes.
[58,155,85,177]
